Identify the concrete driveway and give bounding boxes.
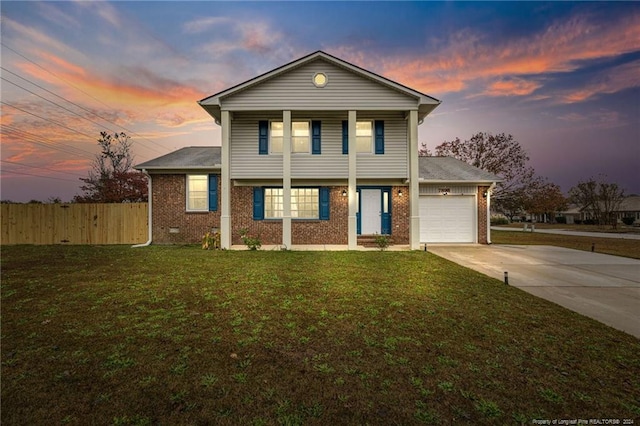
[427,245,640,338]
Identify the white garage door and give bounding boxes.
[419,195,476,243]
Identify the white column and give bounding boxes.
[348,110,358,249]
[408,110,420,250]
[282,110,292,248]
[220,110,231,249]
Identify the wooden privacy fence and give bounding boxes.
[1,203,148,245]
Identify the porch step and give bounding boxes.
[357,234,394,248]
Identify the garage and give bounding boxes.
[419,194,476,243]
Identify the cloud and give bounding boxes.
[334,11,640,100]
[560,60,640,103]
[481,78,543,97]
[183,16,231,34]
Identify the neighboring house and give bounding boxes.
[559,196,640,225]
[135,51,501,249]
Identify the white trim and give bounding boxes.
[220,110,231,249]
[269,119,311,154]
[282,110,292,248]
[132,169,152,248]
[408,110,420,249]
[348,110,357,249]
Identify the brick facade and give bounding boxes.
[477,185,489,244]
[149,175,493,246]
[151,174,221,244]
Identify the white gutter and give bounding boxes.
[132,169,152,248]
[486,182,497,244]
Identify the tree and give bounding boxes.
[433,132,536,216]
[521,177,567,223]
[569,177,624,227]
[74,132,148,203]
[418,142,431,157]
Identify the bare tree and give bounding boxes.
[434,132,536,216]
[569,176,625,227]
[74,132,148,203]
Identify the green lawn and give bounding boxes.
[492,230,640,259]
[2,246,639,425]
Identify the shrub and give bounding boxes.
[239,229,261,250]
[555,216,567,224]
[374,235,390,251]
[490,216,509,226]
[202,231,220,250]
[621,217,635,226]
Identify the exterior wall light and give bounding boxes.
[341,189,347,197]
[398,189,403,197]
[482,191,488,198]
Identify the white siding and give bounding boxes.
[230,112,408,179]
[221,58,418,112]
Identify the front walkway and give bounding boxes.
[428,244,640,338]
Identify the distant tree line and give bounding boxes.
[420,132,625,227]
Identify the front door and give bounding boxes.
[360,189,381,234]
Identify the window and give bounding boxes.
[187,175,208,211]
[356,121,373,153]
[187,175,218,212]
[264,188,320,219]
[292,188,319,218]
[292,121,310,153]
[270,122,283,153]
[269,121,310,153]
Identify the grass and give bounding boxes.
[492,230,640,259]
[497,222,640,234]
[2,245,639,425]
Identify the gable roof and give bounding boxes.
[134,147,221,171]
[419,156,501,183]
[199,50,441,123]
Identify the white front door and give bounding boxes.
[360,189,381,234]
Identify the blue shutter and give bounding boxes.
[253,187,264,220]
[311,121,321,154]
[208,174,218,211]
[342,121,348,154]
[319,187,330,220]
[374,121,384,154]
[258,121,268,155]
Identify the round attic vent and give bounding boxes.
[313,72,327,87]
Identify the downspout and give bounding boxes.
[486,182,496,244]
[132,169,152,248]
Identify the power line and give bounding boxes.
[1,43,170,154]
[1,67,165,155]
[2,100,97,140]
[2,124,97,159]
[1,159,86,178]
[0,168,80,183]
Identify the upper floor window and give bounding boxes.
[270,121,310,153]
[356,121,373,153]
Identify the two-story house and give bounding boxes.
[135,51,500,249]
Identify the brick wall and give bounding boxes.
[477,186,489,244]
[231,185,410,246]
[151,174,220,244]
[391,186,410,244]
[150,177,412,246]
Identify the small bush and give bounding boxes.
[202,231,220,250]
[490,216,509,226]
[622,217,635,226]
[555,216,567,224]
[239,229,261,250]
[374,235,390,251]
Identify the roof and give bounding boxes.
[619,196,640,212]
[198,50,441,123]
[134,147,221,171]
[419,156,502,183]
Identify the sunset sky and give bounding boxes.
[1,1,639,202]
